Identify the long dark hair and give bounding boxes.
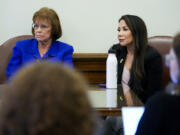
[119,15,148,94]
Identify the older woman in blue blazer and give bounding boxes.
[6,7,74,80]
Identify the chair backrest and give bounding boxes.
[0,35,34,84]
[148,36,173,88]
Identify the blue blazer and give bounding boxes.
[6,38,74,80]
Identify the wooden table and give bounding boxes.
[88,86,126,116]
[88,85,143,116]
[0,84,142,116]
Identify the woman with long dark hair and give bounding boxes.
[111,15,162,104]
[105,15,163,135]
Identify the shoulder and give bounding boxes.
[145,45,161,60]
[146,92,180,108]
[147,92,168,103]
[111,43,126,51]
[144,45,162,66]
[144,92,180,119]
[54,41,74,51]
[110,43,127,57]
[15,38,37,49]
[13,39,37,54]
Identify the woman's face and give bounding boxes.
[33,19,52,43]
[118,19,133,46]
[169,48,179,84]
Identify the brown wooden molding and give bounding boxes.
[73,53,108,59]
[73,53,107,84]
[95,108,121,116]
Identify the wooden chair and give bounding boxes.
[0,35,34,84]
[148,36,173,88]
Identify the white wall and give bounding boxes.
[0,0,180,52]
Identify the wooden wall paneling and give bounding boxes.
[73,53,107,84]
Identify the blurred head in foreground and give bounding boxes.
[0,62,94,135]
